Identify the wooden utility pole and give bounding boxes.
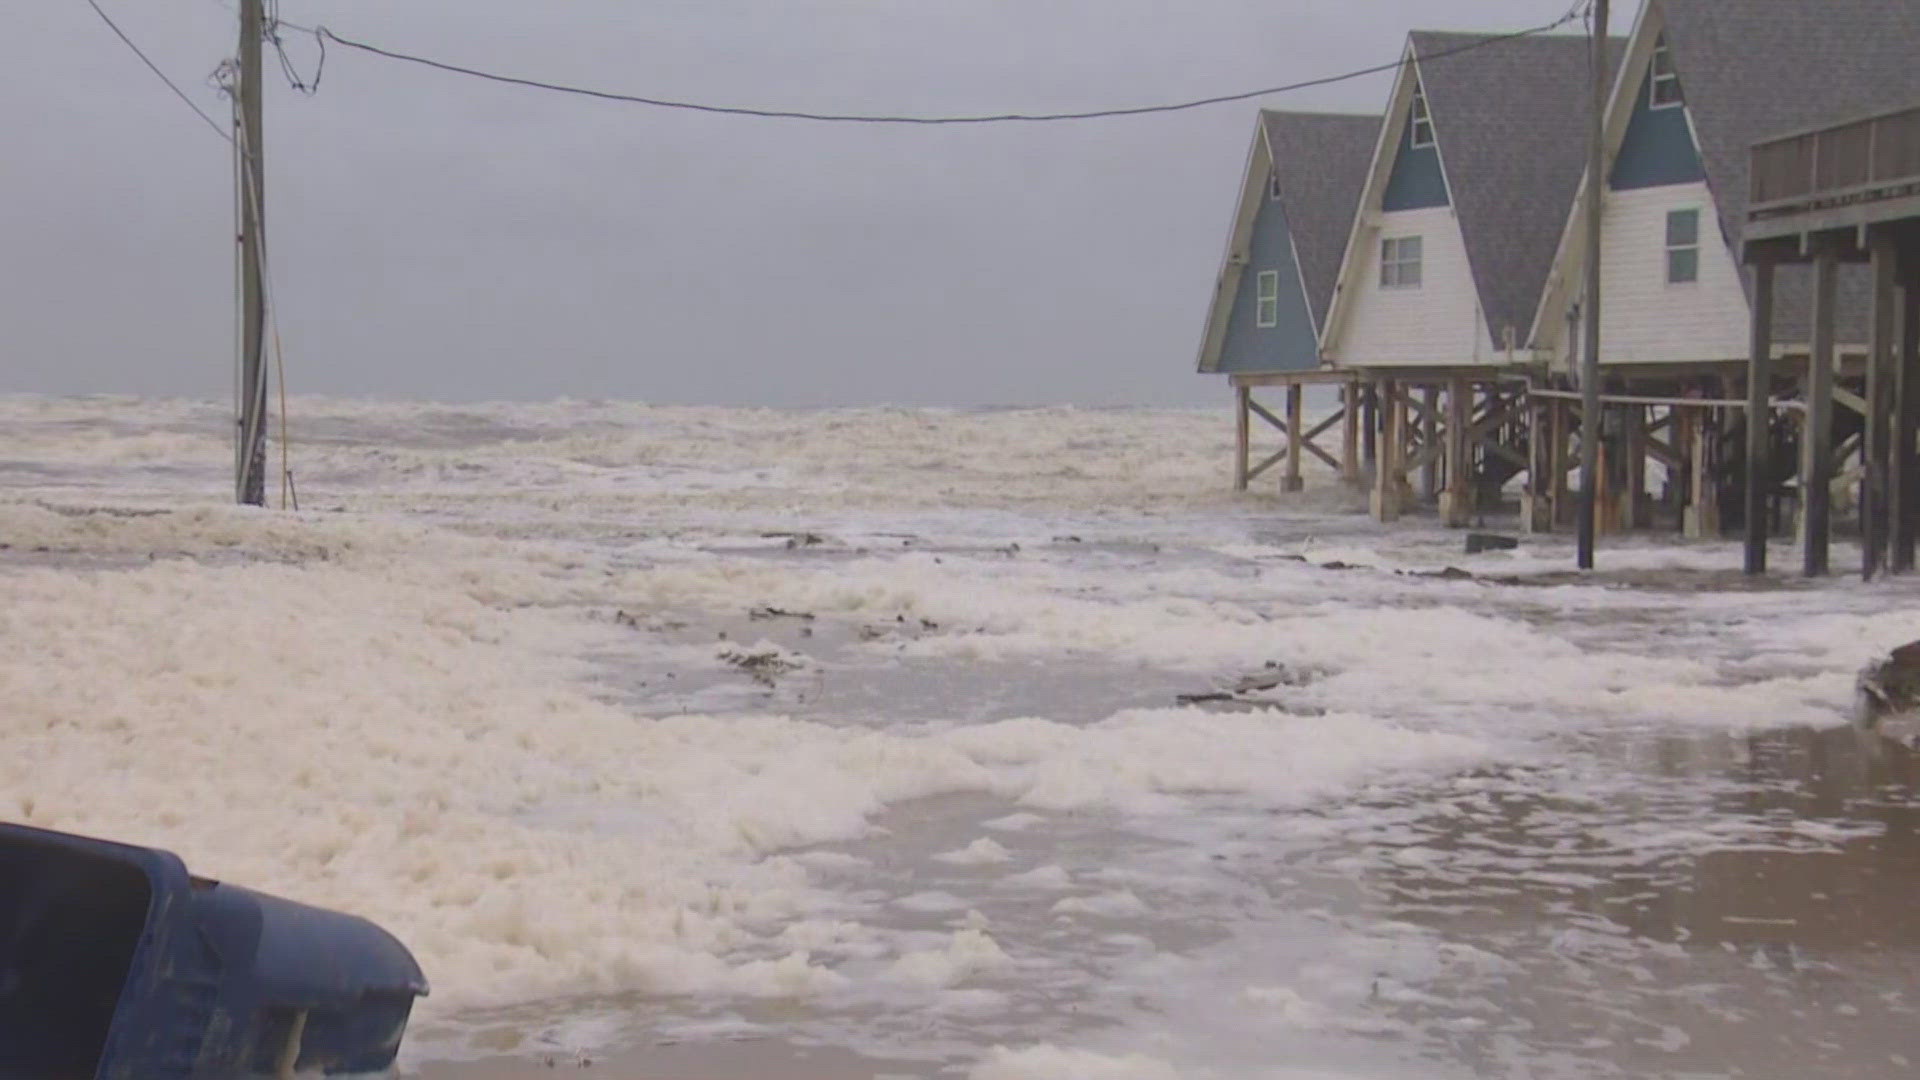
[1576,0,1609,570]
[235,0,269,506]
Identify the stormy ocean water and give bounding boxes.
[1,395,1915,1079]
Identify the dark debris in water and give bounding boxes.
[719,647,806,686]
[749,606,816,622]
[1178,661,1322,709]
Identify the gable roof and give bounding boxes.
[1528,0,1920,349]
[1261,110,1380,330]
[1660,0,1920,263]
[1196,109,1377,374]
[1408,30,1626,346]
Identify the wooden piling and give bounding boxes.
[1550,399,1572,529]
[1234,384,1250,493]
[1442,377,1471,527]
[1373,380,1403,522]
[1523,394,1549,533]
[1283,382,1305,493]
[1421,385,1441,500]
[1687,406,1719,539]
[1804,244,1838,578]
[1865,234,1898,578]
[1363,381,1380,476]
[1624,404,1646,530]
[1897,256,1920,572]
[1341,382,1362,486]
[1744,259,1776,574]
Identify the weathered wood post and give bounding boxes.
[1421,384,1441,500]
[1865,233,1898,578]
[1523,392,1549,533]
[1686,406,1719,539]
[1363,381,1380,477]
[1234,383,1251,492]
[1373,380,1403,522]
[1442,376,1472,527]
[1550,399,1572,529]
[1896,249,1920,572]
[1624,405,1646,530]
[1803,242,1839,577]
[1681,403,1697,530]
[1341,381,1362,487]
[1283,382,1305,493]
[1744,259,1777,574]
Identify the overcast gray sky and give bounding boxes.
[2,1,1632,406]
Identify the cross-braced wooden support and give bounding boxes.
[1229,374,1360,495]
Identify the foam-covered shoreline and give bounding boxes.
[5,396,1919,1078]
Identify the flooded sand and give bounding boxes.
[6,398,1920,1079]
[417,727,1920,1080]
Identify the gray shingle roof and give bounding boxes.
[1659,0,1920,343]
[1662,0,1920,257]
[1409,30,1627,346]
[1261,111,1378,330]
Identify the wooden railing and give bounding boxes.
[1750,104,1920,216]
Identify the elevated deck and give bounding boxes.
[1747,104,1920,245]
[1742,102,1920,580]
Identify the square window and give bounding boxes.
[1665,207,1698,247]
[1380,236,1423,289]
[1667,249,1699,284]
[1665,208,1700,284]
[1256,270,1280,328]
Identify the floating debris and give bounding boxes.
[1179,662,1320,708]
[719,646,806,686]
[1856,641,1920,749]
[763,531,829,549]
[1175,691,1238,706]
[1404,566,1476,581]
[1465,533,1520,554]
[748,606,816,622]
[613,610,684,632]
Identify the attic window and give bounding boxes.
[1256,271,1281,327]
[1269,171,1283,202]
[1409,84,1436,148]
[1650,36,1683,109]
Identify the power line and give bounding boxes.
[310,3,1585,125]
[268,16,326,94]
[83,0,232,142]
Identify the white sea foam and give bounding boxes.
[5,395,1916,1076]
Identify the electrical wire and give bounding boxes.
[309,2,1586,125]
[84,0,233,142]
[268,17,326,94]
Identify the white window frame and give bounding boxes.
[1650,36,1683,110]
[1409,84,1435,149]
[1255,270,1280,327]
[1665,208,1700,285]
[1380,236,1423,290]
